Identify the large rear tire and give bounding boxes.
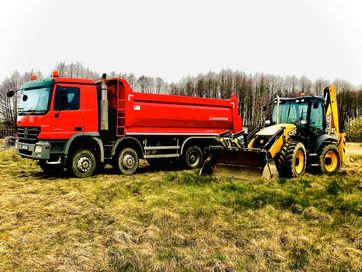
[277,141,306,178]
[114,147,139,175]
[67,149,97,178]
[319,144,341,174]
[184,145,203,169]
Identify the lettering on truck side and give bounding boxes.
[209,116,229,121]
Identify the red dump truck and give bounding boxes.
[11,72,242,177]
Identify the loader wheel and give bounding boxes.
[67,149,97,178]
[319,144,341,174]
[277,141,306,178]
[115,147,139,175]
[184,145,203,169]
[39,160,64,175]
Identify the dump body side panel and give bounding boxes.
[105,78,242,136]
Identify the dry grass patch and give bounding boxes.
[0,144,361,271]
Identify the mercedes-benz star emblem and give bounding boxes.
[23,128,28,138]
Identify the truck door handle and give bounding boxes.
[74,127,82,131]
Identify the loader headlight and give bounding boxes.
[34,145,43,153]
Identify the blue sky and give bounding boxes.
[0,0,361,86]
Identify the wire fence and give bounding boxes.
[0,127,16,138]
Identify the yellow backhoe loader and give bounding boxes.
[200,86,346,178]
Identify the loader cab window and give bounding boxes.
[309,101,324,135]
[54,86,80,110]
[271,100,308,127]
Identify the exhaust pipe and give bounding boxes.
[100,73,108,130]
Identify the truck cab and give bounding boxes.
[16,74,100,174]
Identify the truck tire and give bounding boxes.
[39,160,64,175]
[184,145,203,169]
[277,141,306,178]
[319,144,341,174]
[67,149,97,178]
[115,147,139,175]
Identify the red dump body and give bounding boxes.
[105,78,243,136]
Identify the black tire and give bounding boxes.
[39,160,64,175]
[67,149,97,178]
[184,145,203,169]
[276,141,306,178]
[115,147,139,175]
[319,144,341,175]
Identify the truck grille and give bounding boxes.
[17,127,40,144]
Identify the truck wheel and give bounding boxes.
[115,148,139,175]
[319,144,341,174]
[39,160,64,175]
[67,149,97,178]
[184,145,203,169]
[277,141,306,178]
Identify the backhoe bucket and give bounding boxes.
[200,147,278,179]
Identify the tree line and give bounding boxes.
[1,62,361,131]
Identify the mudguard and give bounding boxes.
[314,134,338,152]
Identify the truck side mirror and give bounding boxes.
[262,105,267,112]
[6,91,15,97]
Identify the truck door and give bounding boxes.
[50,84,83,139]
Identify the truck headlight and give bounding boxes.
[34,146,43,153]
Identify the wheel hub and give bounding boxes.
[123,154,135,169]
[77,156,92,173]
[295,149,305,174]
[324,150,338,172]
[188,151,200,166]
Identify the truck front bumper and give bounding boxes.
[16,140,51,160]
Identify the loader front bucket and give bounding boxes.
[199,147,278,179]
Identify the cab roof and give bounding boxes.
[273,96,325,103]
[21,77,96,89]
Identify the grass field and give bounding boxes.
[0,142,361,271]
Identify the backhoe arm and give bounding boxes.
[323,86,346,164]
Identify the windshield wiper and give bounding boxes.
[19,109,46,114]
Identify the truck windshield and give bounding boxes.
[272,100,308,125]
[18,87,52,115]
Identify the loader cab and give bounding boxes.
[271,96,326,138]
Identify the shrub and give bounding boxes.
[346,116,362,142]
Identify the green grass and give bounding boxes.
[0,147,361,271]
